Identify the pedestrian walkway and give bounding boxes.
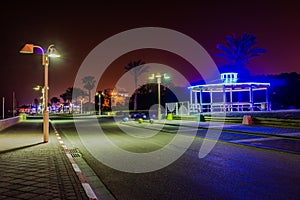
[159,120,300,138]
[0,119,90,200]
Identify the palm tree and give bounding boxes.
[60,93,69,104]
[60,87,87,113]
[216,32,267,75]
[60,88,73,113]
[124,60,148,111]
[82,76,96,103]
[60,87,73,103]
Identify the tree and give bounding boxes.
[60,87,87,104]
[60,87,73,103]
[124,60,148,111]
[50,97,60,105]
[72,87,88,105]
[82,76,96,103]
[216,32,267,76]
[60,88,72,113]
[33,98,39,107]
[60,87,87,113]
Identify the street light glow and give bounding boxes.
[33,85,42,91]
[48,46,61,58]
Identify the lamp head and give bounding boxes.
[20,44,35,54]
[33,85,42,91]
[149,73,155,80]
[163,73,170,79]
[48,46,61,58]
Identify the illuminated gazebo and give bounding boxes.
[188,73,271,113]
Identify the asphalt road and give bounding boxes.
[52,117,300,200]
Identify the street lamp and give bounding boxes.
[20,44,60,143]
[80,98,84,114]
[96,92,102,115]
[149,73,170,120]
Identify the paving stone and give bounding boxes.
[0,121,89,200]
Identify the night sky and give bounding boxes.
[1,1,300,112]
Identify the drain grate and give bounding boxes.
[69,148,81,158]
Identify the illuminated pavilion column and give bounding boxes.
[230,88,233,111]
[199,88,203,113]
[194,91,198,111]
[223,85,226,112]
[209,89,213,112]
[266,87,270,111]
[189,88,193,111]
[249,85,254,111]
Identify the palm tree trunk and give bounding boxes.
[88,90,91,103]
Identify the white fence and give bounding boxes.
[165,101,190,116]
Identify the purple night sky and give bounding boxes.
[1,1,300,111]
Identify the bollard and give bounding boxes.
[122,117,129,122]
[167,113,173,120]
[197,114,205,122]
[19,113,27,121]
[242,115,252,125]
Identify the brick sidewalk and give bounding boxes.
[0,120,89,199]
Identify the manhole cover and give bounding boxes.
[69,148,81,158]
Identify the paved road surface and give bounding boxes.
[53,117,300,200]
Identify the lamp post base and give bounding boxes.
[43,110,49,143]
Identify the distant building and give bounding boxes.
[95,88,130,113]
[109,88,129,109]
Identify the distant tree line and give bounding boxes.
[251,72,300,109]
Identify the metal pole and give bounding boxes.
[157,76,161,120]
[98,93,101,115]
[2,97,4,119]
[12,91,15,117]
[81,99,83,114]
[41,87,45,113]
[43,54,49,143]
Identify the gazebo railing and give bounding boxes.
[189,101,270,113]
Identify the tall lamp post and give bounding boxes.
[96,92,102,115]
[80,98,84,114]
[149,73,170,120]
[20,44,60,143]
[2,97,4,119]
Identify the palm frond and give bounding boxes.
[215,53,232,60]
[216,44,234,59]
[217,32,267,68]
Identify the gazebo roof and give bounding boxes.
[188,82,270,92]
[188,73,270,92]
